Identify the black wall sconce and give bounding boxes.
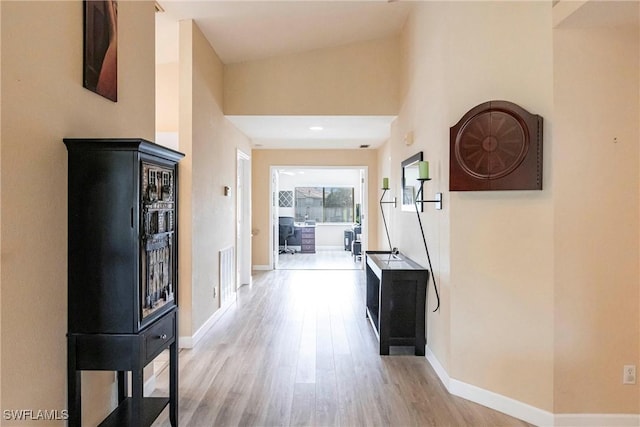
[414,161,443,210]
[380,178,397,252]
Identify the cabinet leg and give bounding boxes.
[67,336,81,427]
[131,365,144,426]
[169,337,178,425]
[117,371,127,403]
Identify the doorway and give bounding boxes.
[270,166,367,270]
[237,150,251,288]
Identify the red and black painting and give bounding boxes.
[83,0,117,102]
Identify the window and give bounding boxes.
[294,187,354,223]
[294,187,323,222]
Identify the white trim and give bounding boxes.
[425,346,450,389]
[555,414,640,427]
[426,347,554,427]
[252,265,271,271]
[449,378,554,427]
[236,148,252,294]
[270,165,369,271]
[179,299,236,349]
[316,245,344,251]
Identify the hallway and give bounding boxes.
[152,269,530,426]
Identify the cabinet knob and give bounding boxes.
[159,334,167,340]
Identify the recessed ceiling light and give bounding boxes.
[309,126,324,131]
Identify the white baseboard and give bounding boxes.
[317,245,344,250]
[179,299,236,349]
[450,378,554,427]
[555,414,640,427]
[426,347,554,427]
[425,346,451,388]
[252,265,271,271]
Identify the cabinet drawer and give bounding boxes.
[302,238,315,245]
[144,312,175,362]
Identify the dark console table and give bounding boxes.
[365,251,429,355]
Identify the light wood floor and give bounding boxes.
[278,249,362,270]
[151,269,531,427]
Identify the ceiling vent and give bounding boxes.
[359,144,370,149]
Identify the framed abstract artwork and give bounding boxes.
[83,0,118,102]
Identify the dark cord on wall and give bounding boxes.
[380,189,393,253]
[414,186,441,312]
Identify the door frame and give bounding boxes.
[269,165,368,270]
[236,149,251,288]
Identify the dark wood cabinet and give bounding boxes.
[64,138,184,427]
[365,251,429,356]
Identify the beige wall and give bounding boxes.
[1,1,156,425]
[448,2,555,412]
[553,25,639,413]
[178,20,252,336]
[252,150,379,267]
[178,19,195,340]
[388,1,555,411]
[377,132,393,252]
[156,61,179,133]
[390,0,640,415]
[0,0,3,413]
[224,38,400,116]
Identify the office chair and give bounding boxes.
[279,216,296,254]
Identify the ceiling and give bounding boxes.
[156,1,413,65]
[155,1,412,150]
[156,1,638,150]
[555,0,639,29]
[225,115,396,149]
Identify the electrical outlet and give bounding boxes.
[623,365,636,385]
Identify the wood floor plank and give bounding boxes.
[314,370,339,426]
[290,383,316,426]
[151,263,532,427]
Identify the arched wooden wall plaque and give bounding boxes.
[449,100,543,191]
